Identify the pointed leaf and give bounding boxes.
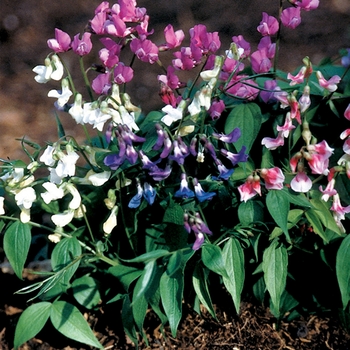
[50,300,103,348]
[201,244,228,278]
[336,234,350,309]
[222,238,245,314]
[108,265,143,292]
[224,103,262,153]
[71,275,101,309]
[262,240,288,317]
[132,272,149,334]
[14,302,51,348]
[3,221,31,280]
[121,295,138,346]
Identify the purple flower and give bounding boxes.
[104,153,125,170]
[72,32,92,56]
[174,174,195,198]
[128,183,143,208]
[139,150,160,170]
[125,144,138,164]
[212,127,241,144]
[169,140,188,165]
[193,178,216,202]
[148,164,172,181]
[212,160,234,180]
[221,146,248,166]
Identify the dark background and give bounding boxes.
[0,0,349,159]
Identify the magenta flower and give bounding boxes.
[316,71,341,92]
[257,12,279,36]
[260,167,285,190]
[226,76,259,100]
[295,0,319,11]
[276,112,296,138]
[281,7,302,29]
[232,35,251,58]
[92,72,111,95]
[104,14,128,37]
[290,171,312,193]
[47,28,71,53]
[257,36,276,59]
[99,38,121,68]
[113,63,134,84]
[208,99,225,120]
[251,50,272,73]
[172,46,202,70]
[72,32,92,56]
[130,38,159,64]
[160,24,185,50]
[158,65,180,90]
[344,103,350,121]
[189,24,221,54]
[260,80,288,104]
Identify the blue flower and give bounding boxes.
[143,182,156,205]
[221,146,248,166]
[212,160,234,180]
[174,174,195,198]
[193,178,216,202]
[128,183,143,208]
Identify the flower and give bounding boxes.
[290,171,312,193]
[281,7,301,29]
[260,167,285,190]
[130,38,159,64]
[48,78,73,108]
[47,28,71,53]
[174,174,195,198]
[212,127,241,143]
[238,175,261,202]
[103,206,119,235]
[160,24,185,50]
[193,178,216,202]
[72,32,93,56]
[316,71,341,92]
[257,12,279,36]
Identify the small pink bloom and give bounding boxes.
[260,80,288,104]
[92,72,111,95]
[287,66,307,86]
[281,7,301,29]
[238,175,261,202]
[160,24,185,50]
[232,35,251,58]
[295,0,319,11]
[47,28,71,53]
[316,71,341,92]
[344,103,350,121]
[251,50,272,73]
[226,76,259,100]
[189,24,221,54]
[257,12,279,36]
[257,36,276,59]
[340,129,350,140]
[99,37,121,68]
[330,194,350,221]
[289,153,302,172]
[130,38,159,64]
[290,171,312,193]
[288,94,301,124]
[90,11,107,35]
[261,132,285,150]
[72,32,92,56]
[260,167,285,190]
[158,65,180,90]
[319,179,337,202]
[299,85,311,113]
[113,63,134,84]
[343,138,350,155]
[276,112,296,138]
[172,46,202,70]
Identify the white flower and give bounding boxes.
[200,55,223,81]
[55,148,79,179]
[0,197,5,215]
[66,183,81,210]
[48,233,62,243]
[41,182,65,204]
[187,80,215,117]
[68,93,84,124]
[118,106,139,131]
[40,145,56,167]
[48,78,73,107]
[15,187,36,209]
[86,170,111,186]
[51,210,75,227]
[33,57,53,83]
[83,102,112,131]
[161,105,183,126]
[50,54,64,81]
[103,206,118,235]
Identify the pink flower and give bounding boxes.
[299,85,311,113]
[330,194,350,232]
[172,46,202,70]
[104,14,129,37]
[208,99,225,120]
[99,38,121,68]
[295,0,319,11]
[288,94,301,124]
[251,50,272,73]
[257,36,276,59]
[257,12,279,36]
[238,175,261,202]
[72,32,92,56]
[261,132,285,150]
[47,28,71,53]
[113,63,134,84]
[92,72,111,95]
[226,76,259,100]
[90,11,107,35]
[260,167,285,190]
[276,112,296,138]
[319,179,337,202]
[160,24,185,50]
[281,7,301,29]
[305,140,334,175]
[260,80,288,104]
[130,38,159,64]
[158,66,180,90]
[232,35,251,58]
[290,171,312,193]
[316,71,341,92]
[344,103,350,121]
[287,66,307,86]
[189,24,221,54]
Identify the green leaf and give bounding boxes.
[192,265,216,319]
[3,221,31,280]
[71,275,101,309]
[54,112,66,139]
[122,295,138,347]
[50,300,103,348]
[132,272,149,335]
[201,244,228,278]
[51,237,82,287]
[262,240,288,318]
[163,200,184,225]
[222,238,245,313]
[305,208,331,242]
[238,201,264,226]
[224,103,262,154]
[160,269,184,337]
[121,249,169,263]
[108,265,143,292]
[14,302,51,349]
[266,190,290,242]
[336,235,350,309]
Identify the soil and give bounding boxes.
[1,1,350,349]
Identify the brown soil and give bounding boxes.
[1,1,350,349]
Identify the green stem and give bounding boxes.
[79,56,94,101]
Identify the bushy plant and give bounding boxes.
[1,0,350,348]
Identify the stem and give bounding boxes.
[273,0,284,75]
[79,56,94,101]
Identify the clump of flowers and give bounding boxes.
[1,0,350,348]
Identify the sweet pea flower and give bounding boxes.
[51,210,75,227]
[158,65,181,90]
[160,24,185,50]
[212,127,241,143]
[295,0,319,11]
[260,167,285,190]
[341,49,350,68]
[161,104,183,126]
[92,72,111,95]
[148,164,172,181]
[330,193,350,233]
[238,175,261,202]
[113,63,134,84]
[47,28,71,53]
[41,182,65,204]
[316,71,341,92]
[189,24,221,54]
[221,147,248,165]
[193,178,216,202]
[250,49,272,73]
[319,178,337,202]
[261,131,285,150]
[212,159,234,181]
[208,99,225,120]
[290,170,312,193]
[257,12,279,36]
[174,173,195,198]
[257,36,276,59]
[299,85,311,113]
[305,140,334,175]
[172,45,202,70]
[130,38,159,64]
[99,37,121,68]
[344,103,350,121]
[15,187,36,223]
[72,32,92,56]
[47,78,73,108]
[103,206,119,235]
[281,7,302,29]
[232,35,251,58]
[143,182,157,205]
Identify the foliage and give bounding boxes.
[1,0,350,348]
